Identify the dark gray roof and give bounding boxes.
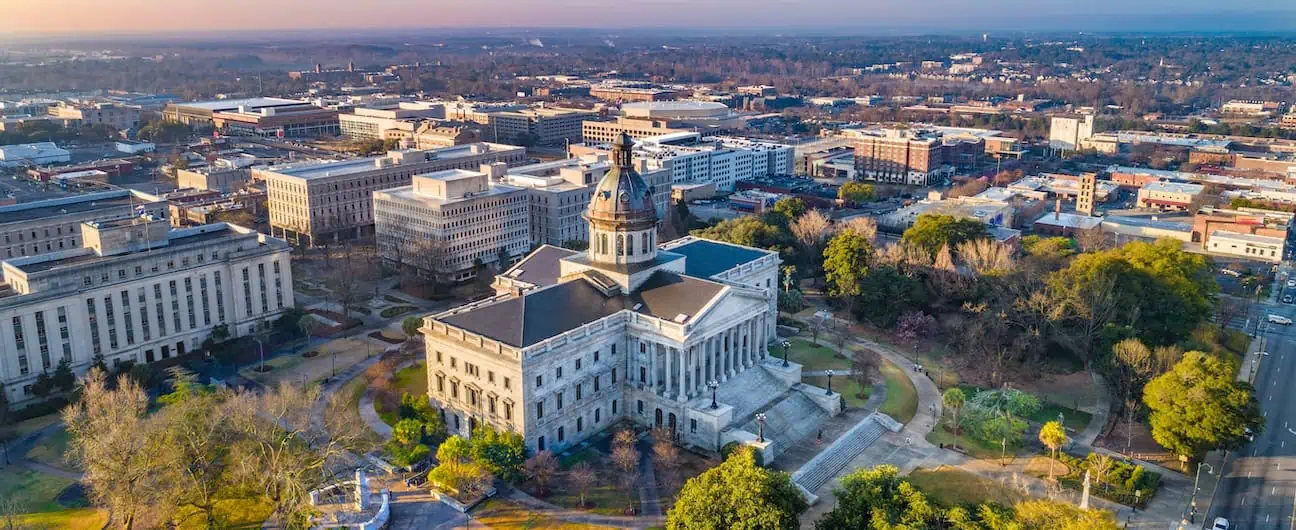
[668,239,770,278]
[629,272,725,323]
[438,270,726,348]
[505,245,577,287]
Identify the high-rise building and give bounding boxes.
[257,143,526,246]
[1048,114,1095,153]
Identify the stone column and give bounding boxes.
[679,347,689,401]
[743,320,752,368]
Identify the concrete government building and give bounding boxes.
[0,215,293,409]
[420,133,841,462]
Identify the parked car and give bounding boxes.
[1212,517,1230,530]
[1268,314,1292,325]
[1222,269,1242,277]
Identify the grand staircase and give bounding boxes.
[791,415,889,494]
[711,365,793,422]
[738,390,830,460]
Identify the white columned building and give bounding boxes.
[422,133,840,462]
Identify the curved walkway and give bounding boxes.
[355,357,420,443]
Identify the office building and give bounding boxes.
[210,104,339,138]
[843,128,958,186]
[373,170,529,283]
[258,143,526,246]
[625,133,794,192]
[421,133,841,461]
[1136,182,1204,211]
[582,117,693,145]
[1048,114,1095,152]
[177,167,250,193]
[47,101,141,131]
[0,218,293,409]
[484,107,595,145]
[0,190,168,261]
[338,104,445,141]
[163,98,321,128]
[413,122,481,150]
[588,84,686,102]
[502,155,671,247]
[1206,231,1285,263]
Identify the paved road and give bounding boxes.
[1207,265,1296,530]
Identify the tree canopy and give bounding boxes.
[838,181,876,204]
[667,447,807,530]
[901,214,989,256]
[1143,351,1262,457]
[823,229,875,297]
[815,465,1121,530]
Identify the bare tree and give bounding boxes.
[789,209,832,256]
[837,216,878,243]
[0,495,27,530]
[63,369,174,530]
[225,382,370,528]
[849,349,880,396]
[1074,228,1109,253]
[157,368,237,529]
[568,462,597,508]
[524,450,559,497]
[957,239,1017,277]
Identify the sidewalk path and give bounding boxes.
[503,488,665,529]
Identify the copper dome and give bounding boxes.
[585,132,657,231]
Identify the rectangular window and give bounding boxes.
[214,271,226,322]
[184,278,196,329]
[242,268,253,317]
[505,403,513,421]
[12,316,26,375]
[86,298,102,355]
[576,384,583,401]
[535,375,542,388]
[536,400,544,419]
[199,276,211,326]
[257,263,268,314]
[34,311,49,369]
[154,284,167,336]
[121,290,134,345]
[557,392,564,410]
[556,366,563,379]
[504,377,511,390]
[138,288,151,341]
[102,297,117,350]
[612,368,617,383]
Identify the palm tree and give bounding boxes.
[943,388,966,449]
[1039,421,1069,481]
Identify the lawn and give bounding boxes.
[954,384,1093,433]
[241,337,381,386]
[338,373,383,452]
[924,409,1024,461]
[0,466,108,529]
[379,305,419,318]
[472,498,611,529]
[786,337,851,371]
[1031,402,1093,433]
[907,466,1025,507]
[174,493,274,529]
[804,375,871,408]
[24,426,72,469]
[376,362,428,427]
[878,358,918,424]
[0,411,62,439]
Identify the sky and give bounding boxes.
[2,0,1294,35]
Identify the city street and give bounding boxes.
[1206,265,1296,530]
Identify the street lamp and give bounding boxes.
[253,337,266,373]
[825,370,834,395]
[755,413,767,443]
[1188,461,1214,523]
[780,340,791,368]
[708,380,720,409]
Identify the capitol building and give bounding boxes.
[420,133,840,461]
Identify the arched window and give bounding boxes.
[616,234,624,256]
[641,233,649,254]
